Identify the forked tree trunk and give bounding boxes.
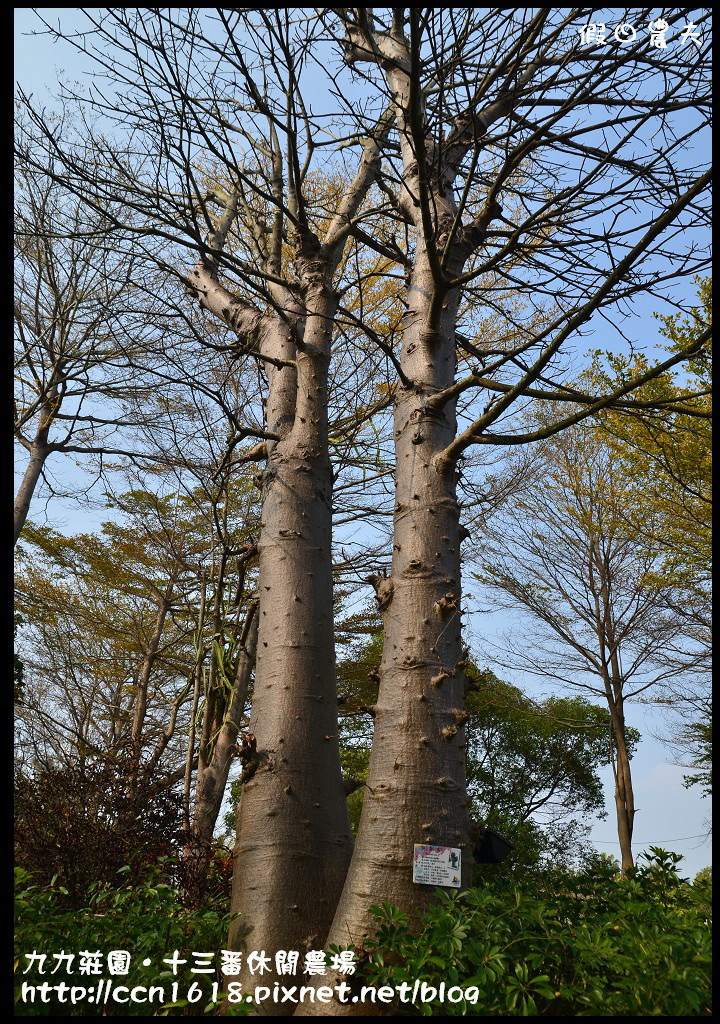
[299,251,470,1017]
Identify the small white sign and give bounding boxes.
[412,844,461,888]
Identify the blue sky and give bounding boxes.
[14,8,711,876]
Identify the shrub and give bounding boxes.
[356,849,712,1016]
[14,759,183,905]
[14,863,241,1017]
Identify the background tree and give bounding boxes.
[14,615,25,704]
[300,12,711,988]
[474,418,706,872]
[15,462,260,885]
[14,153,176,543]
[464,667,640,876]
[590,279,711,797]
[336,626,630,875]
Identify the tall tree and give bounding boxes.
[590,278,712,729]
[13,155,175,543]
[336,626,625,873]
[16,11,395,996]
[474,420,706,872]
[295,13,711,996]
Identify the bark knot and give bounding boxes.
[436,776,461,790]
[434,591,459,617]
[431,667,455,688]
[238,733,259,782]
[366,573,394,611]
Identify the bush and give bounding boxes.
[356,849,712,1016]
[15,848,711,1017]
[14,759,183,905]
[14,863,241,1017]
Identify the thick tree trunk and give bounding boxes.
[299,251,470,1017]
[187,145,381,1012]
[228,305,353,1013]
[14,442,48,544]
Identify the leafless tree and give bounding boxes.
[16,9,400,991]
[474,425,708,872]
[291,11,711,998]
[13,154,186,543]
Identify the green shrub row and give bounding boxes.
[15,849,711,1016]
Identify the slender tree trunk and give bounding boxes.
[609,699,635,873]
[199,549,228,772]
[592,540,635,874]
[14,441,49,544]
[300,250,470,1017]
[184,602,258,899]
[183,576,209,831]
[228,304,352,1012]
[128,586,172,790]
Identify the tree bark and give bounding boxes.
[592,534,636,874]
[227,302,353,1012]
[609,698,635,874]
[187,132,384,1012]
[293,17,515,1010]
[184,601,258,899]
[183,575,208,831]
[14,441,49,544]
[299,248,470,1017]
[128,585,172,791]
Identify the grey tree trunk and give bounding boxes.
[188,133,384,1011]
[184,602,259,899]
[294,21,513,1014]
[609,699,635,874]
[14,441,49,544]
[228,282,353,1012]
[298,248,471,1018]
[183,575,208,831]
[593,537,636,874]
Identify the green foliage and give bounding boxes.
[14,864,242,1017]
[590,277,711,595]
[356,849,712,1016]
[337,633,623,860]
[15,850,711,1017]
[681,715,712,797]
[465,667,634,874]
[693,865,712,889]
[335,605,383,834]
